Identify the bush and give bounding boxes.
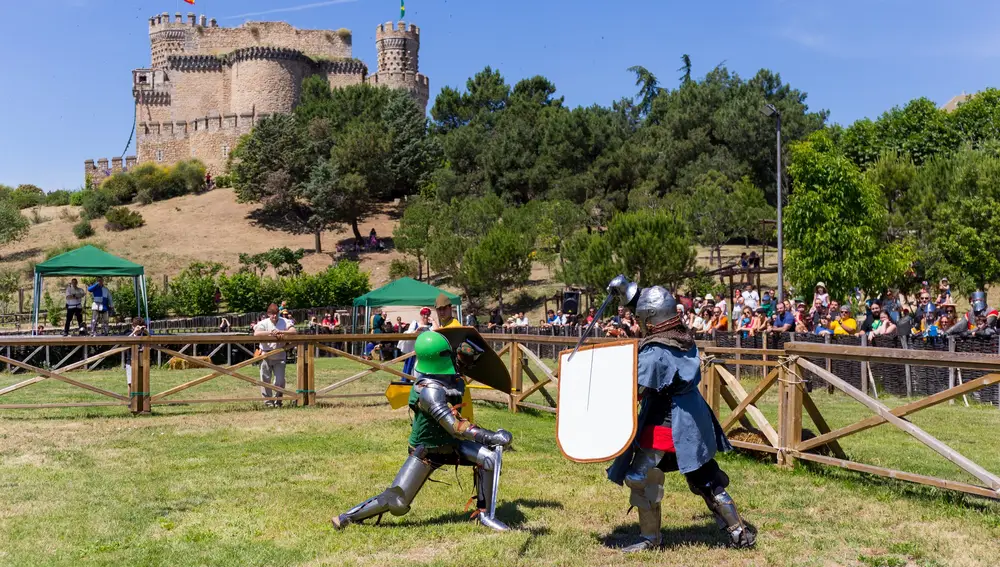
[58,208,79,222]
[72,219,95,239]
[214,174,232,188]
[389,258,418,280]
[44,241,107,260]
[101,173,138,205]
[218,272,282,313]
[280,262,370,309]
[170,262,224,316]
[45,190,73,207]
[80,189,113,220]
[104,207,145,231]
[69,190,86,207]
[43,291,62,327]
[112,281,170,321]
[11,184,45,209]
[28,207,48,225]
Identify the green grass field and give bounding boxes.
[1,357,999,566]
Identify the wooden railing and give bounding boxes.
[0,334,998,500]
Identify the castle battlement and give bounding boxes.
[84,156,137,186]
[377,21,420,37]
[138,112,274,140]
[149,12,217,32]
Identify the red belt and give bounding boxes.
[639,425,675,452]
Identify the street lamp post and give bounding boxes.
[761,103,783,303]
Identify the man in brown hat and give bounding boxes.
[434,293,461,329]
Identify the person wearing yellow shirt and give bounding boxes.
[434,293,462,329]
[831,305,858,335]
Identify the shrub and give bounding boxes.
[171,159,208,194]
[170,262,224,316]
[214,174,232,188]
[101,173,138,205]
[218,272,282,313]
[45,190,72,207]
[113,281,170,321]
[58,208,79,222]
[11,184,45,209]
[28,207,48,225]
[389,258,418,280]
[104,207,145,231]
[44,241,106,260]
[280,262,370,308]
[72,219,95,239]
[80,189,113,220]
[69,190,86,207]
[43,291,62,327]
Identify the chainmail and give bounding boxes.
[639,328,696,351]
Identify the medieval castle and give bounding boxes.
[85,12,429,184]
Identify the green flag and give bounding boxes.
[400,0,405,19]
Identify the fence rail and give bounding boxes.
[0,333,998,500]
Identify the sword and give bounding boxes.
[488,444,503,519]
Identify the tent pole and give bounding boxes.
[457,302,463,325]
[32,273,41,336]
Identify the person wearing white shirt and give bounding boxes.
[63,278,86,336]
[253,303,297,407]
[742,285,760,310]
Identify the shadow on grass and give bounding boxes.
[399,498,562,533]
[600,520,744,550]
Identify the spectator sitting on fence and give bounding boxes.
[709,305,728,334]
[542,310,559,329]
[768,301,795,334]
[868,310,896,340]
[488,309,503,331]
[683,306,699,331]
[759,293,774,318]
[218,318,231,333]
[513,312,530,333]
[814,282,830,308]
[936,278,951,305]
[859,301,883,335]
[694,306,715,337]
[831,305,858,336]
[585,307,597,326]
[812,314,832,336]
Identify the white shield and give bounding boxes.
[556,340,638,463]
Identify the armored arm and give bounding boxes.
[417,384,512,446]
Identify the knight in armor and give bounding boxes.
[604,275,756,552]
[332,331,513,531]
[945,291,999,337]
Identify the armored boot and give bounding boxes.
[466,442,509,532]
[621,502,662,552]
[700,489,756,549]
[332,451,433,529]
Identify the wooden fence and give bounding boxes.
[0,334,997,500]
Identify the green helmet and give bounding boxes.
[414,331,456,375]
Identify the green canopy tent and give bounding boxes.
[32,245,149,335]
[352,277,462,333]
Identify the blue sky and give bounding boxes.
[2,0,999,190]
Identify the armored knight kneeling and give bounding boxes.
[605,276,757,552]
[332,331,512,531]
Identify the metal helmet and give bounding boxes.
[414,331,456,375]
[635,286,680,334]
[972,291,988,315]
[607,274,640,309]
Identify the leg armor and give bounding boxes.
[332,449,434,529]
[685,460,757,549]
[621,448,665,552]
[459,441,508,532]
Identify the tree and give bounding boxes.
[729,179,774,246]
[686,171,738,268]
[329,120,392,241]
[785,131,911,301]
[627,65,662,118]
[0,201,30,254]
[230,114,308,208]
[170,262,224,316]
[606,209,696,290]
[678,54,692,85]
[557,230,619,294]
[461,226,534,311]
[395,197,436,280]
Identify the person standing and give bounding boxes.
[399,307,433,380]
[434,294,461,329]
[88,277,112,336]
[253,303,297,407]
[124,317,148,388]
[63,278,85,336]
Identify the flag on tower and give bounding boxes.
[400,0,405,19]
[184,0,195,5]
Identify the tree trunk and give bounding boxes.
[499,288,504,317]
[351,218,362,242]
[314,229,322,254]
[417,254,424,281]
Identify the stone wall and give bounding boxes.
[136,113,268,175]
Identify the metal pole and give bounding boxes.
[776,112,784,304]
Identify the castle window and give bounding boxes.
[155,150,164,162]
[222,144,230,159]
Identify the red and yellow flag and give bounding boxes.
[184,0,195,5]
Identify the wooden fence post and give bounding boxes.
[140,344,151,414]
[778,357,803,469]
[861,334,869,396]
[707,363,721,417]
[509,342,523,412]
[296,344,307,407]
[129,344,140,414]
[903,335,912,397]
[948,337,956,405]
[307,343,316,406]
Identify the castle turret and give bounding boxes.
[372,21,429,110]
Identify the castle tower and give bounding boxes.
[372,22,429,110]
